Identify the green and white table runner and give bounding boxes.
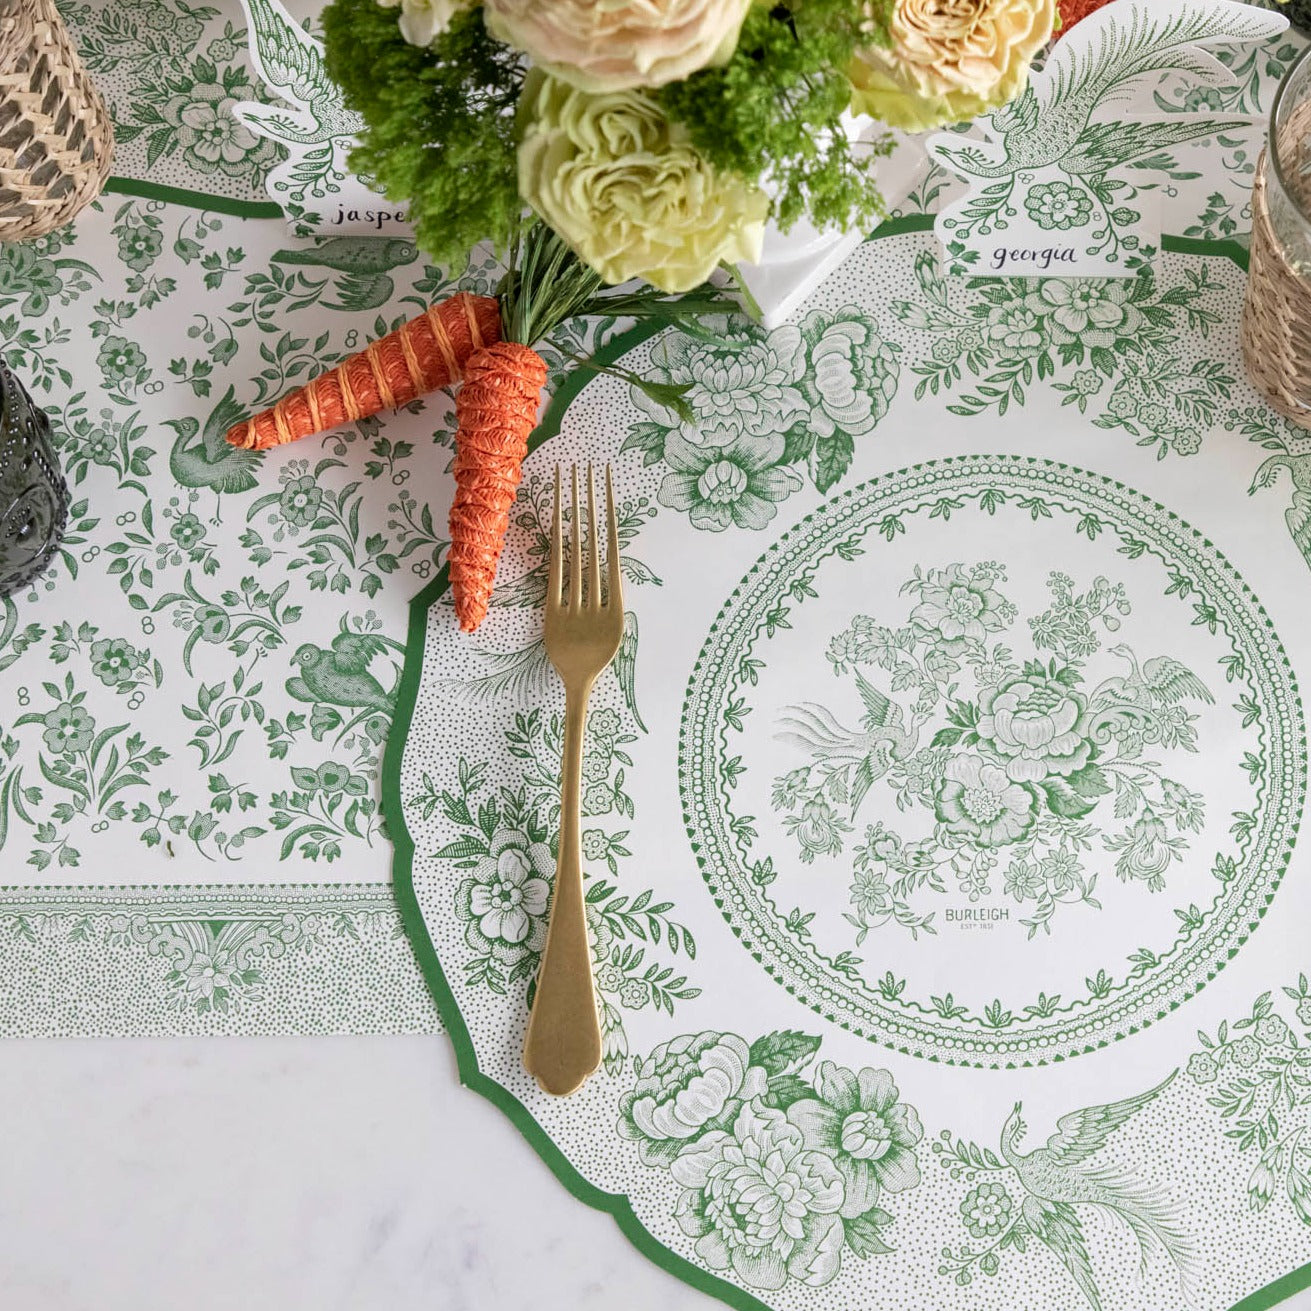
[0,0,476,1034]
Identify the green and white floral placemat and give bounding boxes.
[389,223,1311,1311]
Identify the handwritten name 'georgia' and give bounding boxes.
[990,246,1077,272]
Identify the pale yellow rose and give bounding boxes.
[849,0,1056,131]
[484,0,751,91]
[517,71,768,292]
[376,0,473,47]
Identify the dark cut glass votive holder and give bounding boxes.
[0,356,68,597]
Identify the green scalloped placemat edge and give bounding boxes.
[382,228,1288,1311]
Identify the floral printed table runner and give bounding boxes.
[0,0,518,1034]
[391,222,1311,1311]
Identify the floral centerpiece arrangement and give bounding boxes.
[226,0,1057,630]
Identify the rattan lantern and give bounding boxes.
[0,0,113,241]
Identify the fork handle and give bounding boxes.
[523,680,602,1096]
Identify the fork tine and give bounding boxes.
[568,464,581,611]
[605,464,622,611]
[586,464,601,609]
[548,465,562,614]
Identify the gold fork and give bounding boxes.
[523,463,624,1096]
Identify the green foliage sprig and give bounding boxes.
[322,0,523,267]
[659,0,895,234]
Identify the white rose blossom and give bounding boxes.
[484,0,752,91]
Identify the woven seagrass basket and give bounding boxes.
[1241,92,1311,433]
[0,0,112,241]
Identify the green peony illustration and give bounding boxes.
[1035,279,1144,347]
[934,754,1040,848]
[786,1063,923,1218]
[159,80,280,177]
[656,430,802,533]
[910,562,1013,647]
[626,309,900,518]
[620,1030,912,1287]
[671,1100,847,1290]
[633,328,809,443]
[619,1031,768,1167]
[975,675,1094,783]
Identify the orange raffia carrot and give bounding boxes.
[224,292,502,450]
[1055,0,1113,36]
[448,341,548,633]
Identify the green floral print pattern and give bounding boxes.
[621,1029,920,1290]
[774,563,1209,941]
[623,308,900,514]
[932,1073,1191,1304]
[415,705,698,1066]
[1187,978,1311,1227]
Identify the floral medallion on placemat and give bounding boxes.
[681,457,1303,1066]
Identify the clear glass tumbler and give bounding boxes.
[1241,45,1311,430]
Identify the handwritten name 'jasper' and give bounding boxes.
[332,205,409,230]
[990,246,1077,272]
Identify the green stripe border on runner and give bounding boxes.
[381,228,1287,1311]
[104,177,285,220]
[98,180,1254,278]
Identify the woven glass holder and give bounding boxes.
[1241,46,1311,431]
[0,0,113,241]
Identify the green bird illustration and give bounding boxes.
[928,6,1274,186]
[777,672,921,812]
[1090,645,1213,712]
[1252,451,1311,569]
[231,0,360,148]
[166,386,263,519]
[272,237,419,312]
[286,630,406,715]
[999,1072,1195,1311]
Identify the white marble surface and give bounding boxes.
[0,1036,700,1311]
[3,1034,1311,1310]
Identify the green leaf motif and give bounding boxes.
[843,1207,896,1258]
[748,1029,823,1077]
[810,429,855,494]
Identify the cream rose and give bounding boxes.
[849,0,1056,131]
[484,0,751,91]
[517,71,768,292]
[376,0,473,47]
